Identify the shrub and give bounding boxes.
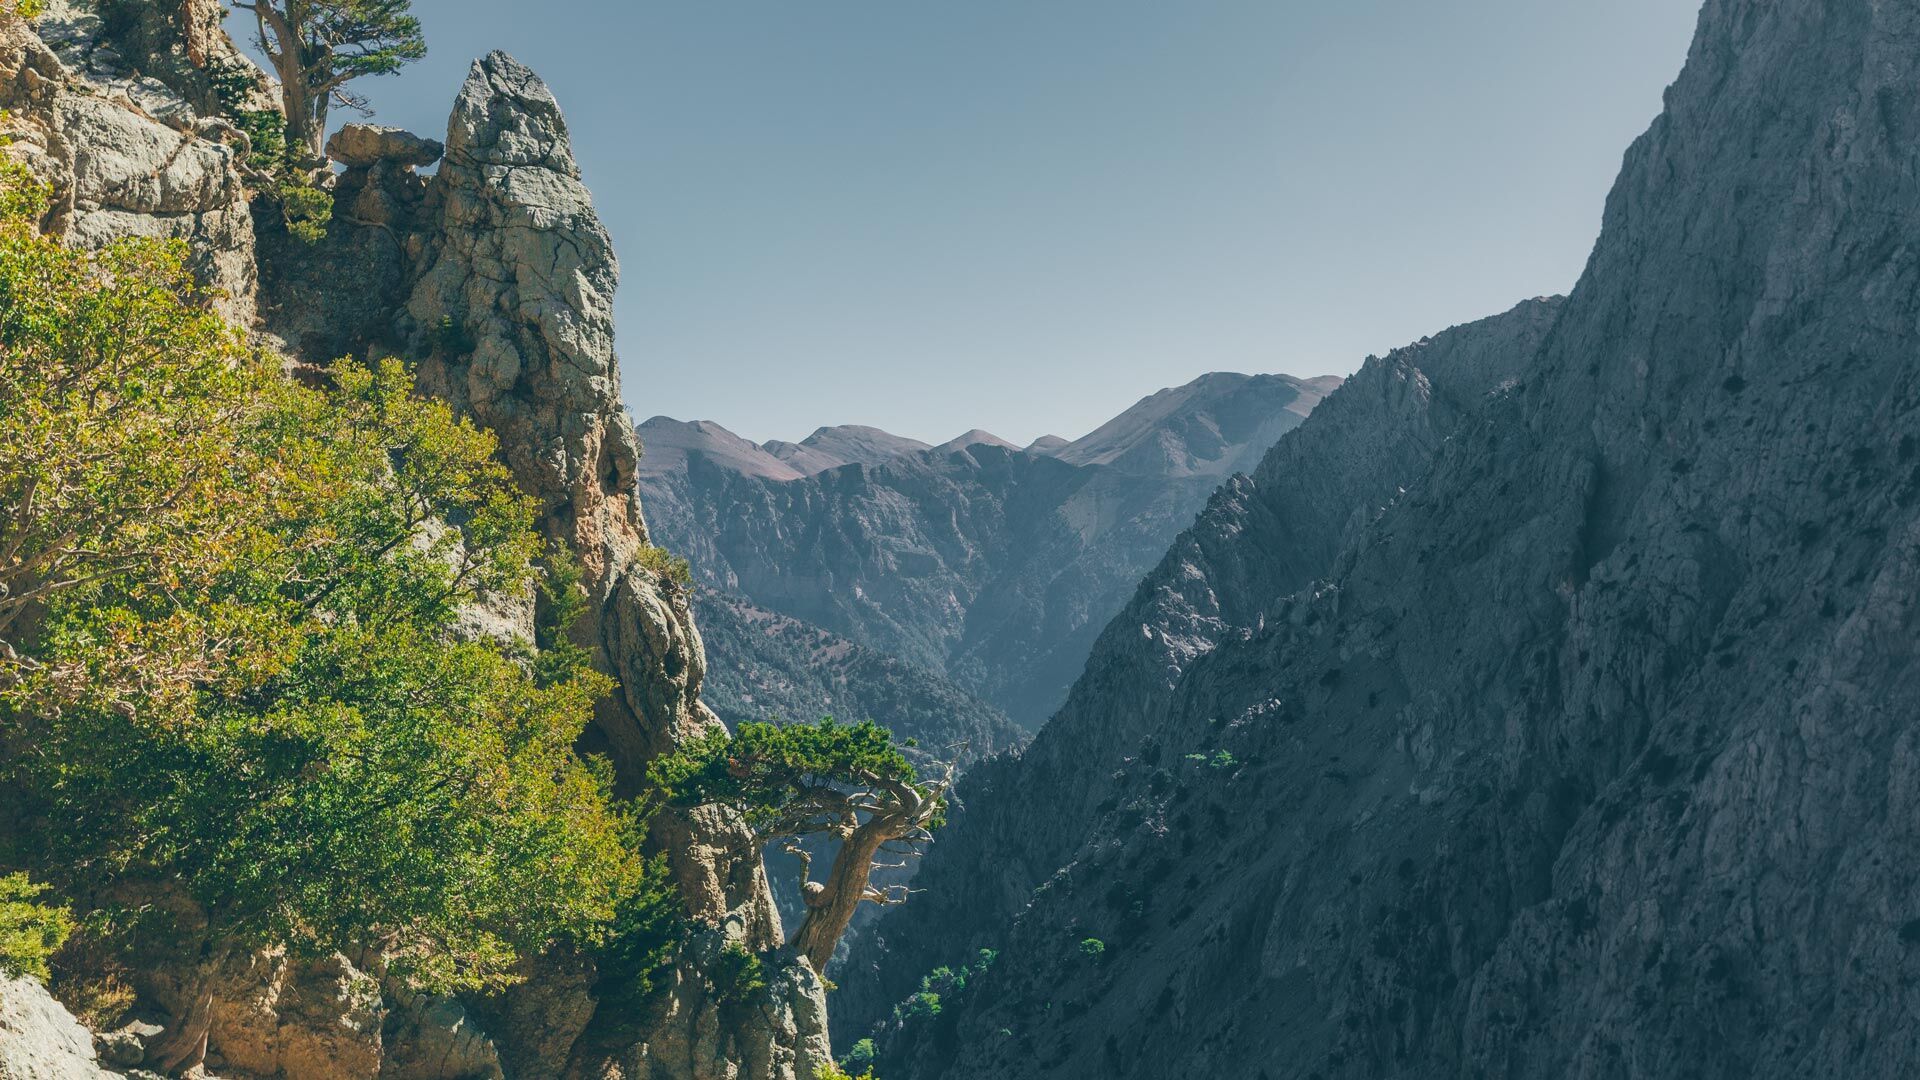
[0,874,72,980]
[277,174,333,244]
[1079,938,1107,961]
[0,166,644,994]
[841,1038,877,1072]
[712,940,768,1007]
[636,543,693,586]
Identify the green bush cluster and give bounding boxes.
[0,162,647,993]
[0,874,72,980]
[637,543,694,586]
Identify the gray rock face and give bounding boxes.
[0,9,257,323]
[638,372,1340,729]
[836,297,1562,1044]
[327,124,444,169]
[854,0,1920,1076]
[0,976,113,1079]
[400,51,825,1077]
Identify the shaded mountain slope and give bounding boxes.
[853,0,1920,1076]
[638,372,1338,727]
[689,588,1026,766]
[836,296,1563,1041]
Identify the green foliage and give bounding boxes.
[589,855,683,1017]
[532,546,594,689]
[0,874,72,980]
[841,1038,877,1073]
[433,314,476,356]
[0,172,643,994]
[1079,937,1107,961]
[8,0,47,18]
[890,947,994,1024]
[277,174,333,244]
[236,0,426,157]
[898,989,941,1021]
[303,0,427,80]
[234,110,290,174]
[817,1064,878,1080]
[711,939,768,1007]
[651,718,919,834]
[636,543,693,586]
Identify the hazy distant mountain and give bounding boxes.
[1041,371,1337,477]
[763,425,935,475]
[638,371,1338,728]
[689,588,1025,766]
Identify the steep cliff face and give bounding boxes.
[835,297,1562,1043]
[0,3,257,324]
[858,1,1920,1076]
[388,50,826,1080]
[639,372,1339,729]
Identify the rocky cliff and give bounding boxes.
[836,297,1563,1046]
[851,0,1920,1076]
[638,371,1339,730]
[0,7,827,1078]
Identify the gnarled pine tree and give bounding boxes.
[230,0,425,163]
[651,719,952,973]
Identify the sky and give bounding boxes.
[234,2,1701,447]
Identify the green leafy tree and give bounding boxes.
[232,0,426,163]
[0,166,643,1070]
[651,718,952,973]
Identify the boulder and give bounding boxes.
[327,123,444,170]
[0,975,115,1079]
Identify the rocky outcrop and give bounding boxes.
[0,7,257,323]
[857,0,1920,1076]
[638,372,1340,729]
[0,976,114,1079]
[0,10,825,1076]
[326,124,443,170]
[391,51,827,1077]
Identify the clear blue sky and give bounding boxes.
[238,2,1700,446]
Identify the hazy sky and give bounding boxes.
[240,2,1701,446]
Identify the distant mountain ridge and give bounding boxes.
[638,370,1340,728]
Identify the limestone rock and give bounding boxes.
[402,49,780,932]
[328,124,444,170]
[0,975,114,1079]
[380,991,504,1080]
[204,951,386,1080]
[0,9,257,323]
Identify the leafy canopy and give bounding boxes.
[0,161,647,992]
[650,718,922,837]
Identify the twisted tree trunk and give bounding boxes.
[790,814,900,974]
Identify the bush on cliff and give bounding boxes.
[0,160,647,997]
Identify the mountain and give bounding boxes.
[689,589,1026,766]
[1042,371,1330,477]
[845,0,1920,1076]
[638,371,1340,729]
[765,424,934,474]
[836,294,1565,1049]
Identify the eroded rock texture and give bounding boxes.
[850,1,1920,1076]
[0,5,257,323]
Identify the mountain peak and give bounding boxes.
[1051,371,1341,477]
[934,429,1020,455]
